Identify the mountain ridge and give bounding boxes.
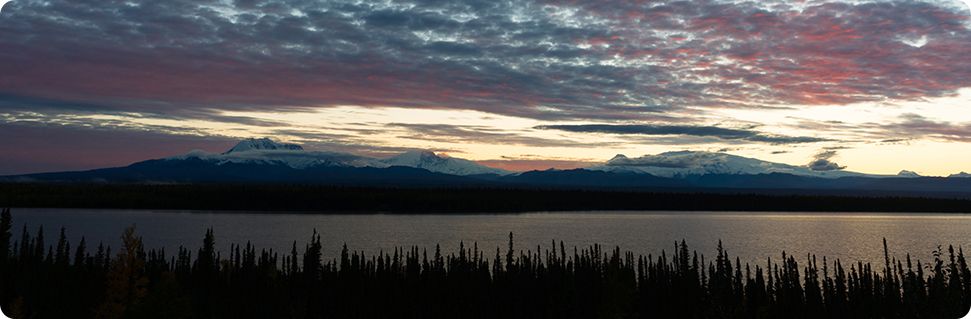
[5,138,971,195]
[381,150,509,176]
[168,139,506,176]
[590,150,888,179]
[224,138,304,154]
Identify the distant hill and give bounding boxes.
[5,137,971,196]
[589,151,888,179]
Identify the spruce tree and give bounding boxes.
[95,226,148,319]
[0,208,11,263]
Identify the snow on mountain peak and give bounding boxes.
[897,170,921,178]
[170,143,508,176]
[949,172,971,178]
[591,150,874,179]
[168,138,381,169]
[225,138,303,154]
[608,154,628,162]
[382,150,508,176]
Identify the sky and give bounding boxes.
[1,0,971,176]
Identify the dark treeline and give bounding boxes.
[0,208,969,318]
[3,183,971,213]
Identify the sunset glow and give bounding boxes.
[2,0,971,176]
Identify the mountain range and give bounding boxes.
[5,138,971,196]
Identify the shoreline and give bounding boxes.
[3,183,971,213]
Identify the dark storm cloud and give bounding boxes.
[535,124,830,144]
[1,0,968,122]
[807,150,846,171]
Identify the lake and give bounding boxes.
[9,208,971,267]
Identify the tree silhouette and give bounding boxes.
[0,209,969,318]
[0,208,11,263]
[94,226,147,319]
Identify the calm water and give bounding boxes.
[9,208,971,267]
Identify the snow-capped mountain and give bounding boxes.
[381,150,509,176]
[224,138,304,153]
[170,138,385,169]
[588,151,884,179]
[897,170,922,178]
[167,139,506,176]
[171,149,386,169]
[949,172,971,178]
[7,139,971,194]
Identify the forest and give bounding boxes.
[0,207,969,318]
[3,183,971,213]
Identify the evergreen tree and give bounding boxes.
[0,209,969,318]
[74,237,87,267]
[95,226,148,319]
[0,208,11,262]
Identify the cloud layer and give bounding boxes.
[2,0,971,175]
[536,124,830,144]
[807,150,846,171]
[1,0,969,120]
